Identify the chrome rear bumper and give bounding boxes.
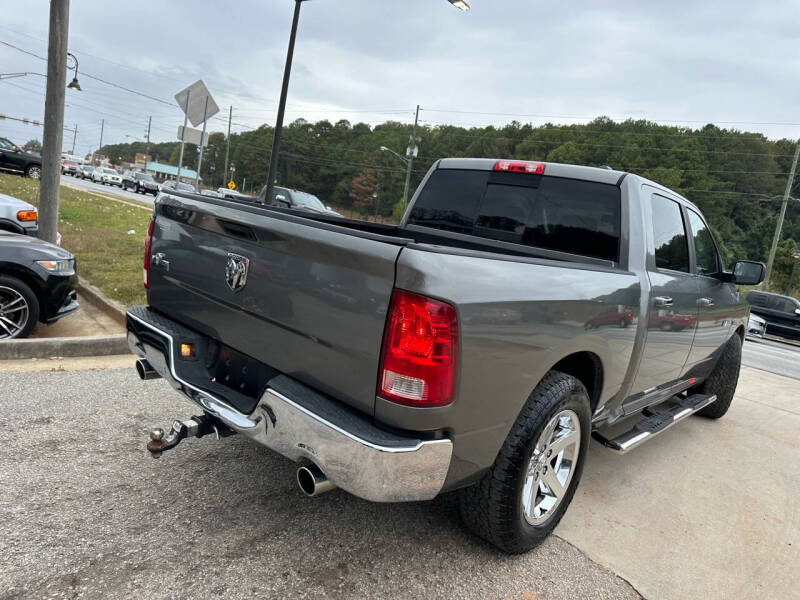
[126,308,452,502]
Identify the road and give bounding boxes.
[60,173,156,204]
[0,366,639,600]
[742,336,800,379]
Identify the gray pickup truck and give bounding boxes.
[127,158,765,553]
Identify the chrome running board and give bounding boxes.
[593,393,717,454]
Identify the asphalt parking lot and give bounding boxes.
[1,366,639,600]
[2,355,798,600]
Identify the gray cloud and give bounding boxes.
[0,0,797,157]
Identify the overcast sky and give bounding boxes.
[1,0,798,157]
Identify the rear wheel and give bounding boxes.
[0,275,39,339]
[695,334,742,419]
[25,165,41,179]
[458,371,591,553]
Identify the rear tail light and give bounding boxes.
[143,217,155,288]
[493,160,545,174]
[378,290,458,407]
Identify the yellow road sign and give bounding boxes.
[227,180,236,190]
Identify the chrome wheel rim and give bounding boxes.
[28,166,41,179]
[522,409,581,526]
[0,285,30,339]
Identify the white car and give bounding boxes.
[746,312,766,339]
[0,192,38,236]
[92,167,122,186]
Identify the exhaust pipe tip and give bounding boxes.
[136,359,161,381]
[297,463,335,497]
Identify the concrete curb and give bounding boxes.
[0,335,129,360]
[76,277,127,327]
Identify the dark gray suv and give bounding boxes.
[746,290,800,340]
[0,137,42,179]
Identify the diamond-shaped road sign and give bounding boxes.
[174,80,219,127]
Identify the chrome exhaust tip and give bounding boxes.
[136,359,161,381]
[297,463,335,497]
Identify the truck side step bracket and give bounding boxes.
[593,393,717,454]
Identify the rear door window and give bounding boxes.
[747,292,768,306]
[407,169,621,261]
[650,194,689,272]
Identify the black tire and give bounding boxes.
[458,371,591,554]
[0,275,40,339]
[25,164,42,179]
[619,318,628,328]
[695,334,742,419]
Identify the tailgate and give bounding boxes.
[147,194,408,416]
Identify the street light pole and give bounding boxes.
[144,115,151,172]
[38,0,70,245]
[764,140,800,289]
[264,0,305,204]
[71,123,77,154]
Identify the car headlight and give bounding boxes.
[36,259,75,275]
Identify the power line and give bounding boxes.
[0,38,177,107]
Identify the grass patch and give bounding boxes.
[0,173,151,306]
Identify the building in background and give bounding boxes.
[144,161,199,184]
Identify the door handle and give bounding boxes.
[698,297,715,307]
[654,296,673,308]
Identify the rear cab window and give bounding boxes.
[406,169,621,262]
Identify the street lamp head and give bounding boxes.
[66,52,81,91]
[380,146,388,151]
[448,0,470,11]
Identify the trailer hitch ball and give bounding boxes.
[145,415,235,458]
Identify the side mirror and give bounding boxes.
[732,260,765,286]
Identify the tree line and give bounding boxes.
[97,116,800,294]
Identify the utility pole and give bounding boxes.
[176,88,190,182]
[144,116,151,172]
[90,118,103,165]
[265,0,304,204]
[71,123,77,154]
[401,104,420,208]
[39,0,70,244]
[223,106,232,188]
[764,140,800,289]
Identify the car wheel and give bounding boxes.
[660,322,673,331]
[619,318,628,328]
[0,275,40,340]
[458,370,590,553]
[694,334,742,420]
[25,165,42,179]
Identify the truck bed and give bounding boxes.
[147,190,625,419]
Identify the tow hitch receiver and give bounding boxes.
[147,414,235,458]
